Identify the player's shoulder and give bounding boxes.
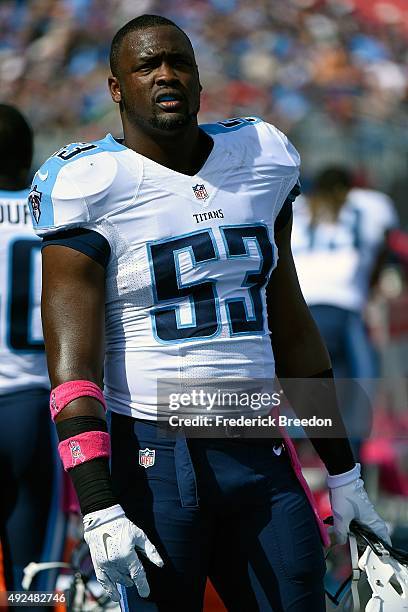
[29,134,127,234]
[348,187,398,231]
[201,116,300,171]
[349,187,396,216]
[33,134,125,195]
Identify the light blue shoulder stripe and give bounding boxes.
[30,156,61,229]
[29,134,126,229]
[201,116,262,135]
[94,133,127,152]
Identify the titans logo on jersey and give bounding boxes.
[29,117,300,419]
[28,185,42,224]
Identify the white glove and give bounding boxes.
[83,504,163,602]
[328,463,391,545]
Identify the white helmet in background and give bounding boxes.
[325,518,408,611]
[353,521,408,612]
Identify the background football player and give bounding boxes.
[0,104,65,597]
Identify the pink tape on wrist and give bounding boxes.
[58,431,110,471]
[50,380,106,421]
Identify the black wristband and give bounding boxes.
[56,416,117,515]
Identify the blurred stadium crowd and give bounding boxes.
[0,0,407,219]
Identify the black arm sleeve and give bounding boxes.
[42,228,111,268]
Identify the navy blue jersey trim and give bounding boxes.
[41,228,110,268]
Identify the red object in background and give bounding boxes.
[0,544,5,588]
[387,294,408,338]
[314,490,332,523]
[204,580,226,611]
[388,229,408,264]
[348,0,408,34]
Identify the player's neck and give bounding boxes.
[122,124,213,176]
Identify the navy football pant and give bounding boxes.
[0,389,64,592]
[110,413,326,612]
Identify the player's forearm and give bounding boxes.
[277,369,356,475]
[272,318,355,474]
[272,310,331,378]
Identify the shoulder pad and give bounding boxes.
[29,139,119,235]
[202,117,300,174]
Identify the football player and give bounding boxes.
[292,166,398,379]
[0,105,64,595]
[291,167,398,457]
[29,15,390,612]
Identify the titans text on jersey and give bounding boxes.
[29,117,300,419]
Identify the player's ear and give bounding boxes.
[195,64,203,93]
[108,75,122,104]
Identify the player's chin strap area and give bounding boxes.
[324,516,408,611]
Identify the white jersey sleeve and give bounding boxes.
[254,120,301,220]
[28,138,140,238]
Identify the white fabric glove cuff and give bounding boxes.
[83,504,125,532]
[327,463,360,489]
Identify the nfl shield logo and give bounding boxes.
[192,184,209,201]
[139,448,156,468]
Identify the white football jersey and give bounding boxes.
[292,188,398,312]
[0,189,48,393]
[29,117,300,419]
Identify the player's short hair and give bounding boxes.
[110,14,192,76]
[313,166,352,194]
[0,104,33,177]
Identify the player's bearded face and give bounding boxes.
[119,27,201,132]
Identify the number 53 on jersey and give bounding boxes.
[148,224,274,344]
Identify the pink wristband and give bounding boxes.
[50,380,106,421]
[58,431,110,471]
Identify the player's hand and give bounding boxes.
[83,504,163,602]
[327,463,391,545]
